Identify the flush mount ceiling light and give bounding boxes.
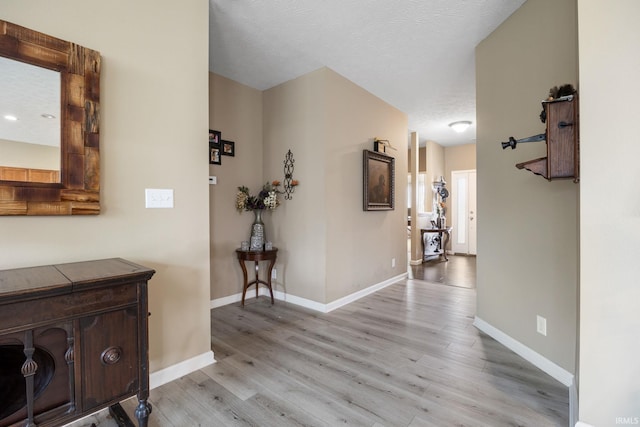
[448,120,472,133]
[3,115,18,121]
[41,113,56,119]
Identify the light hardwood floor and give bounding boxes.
[409,254,477,289]
[70,262,569,427]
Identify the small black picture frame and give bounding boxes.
[363,149,395,211]
[209,129,221,144]
[210,144,221,165]
[221,140,235,157]
[209,129,222,165]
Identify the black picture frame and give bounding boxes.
[210,144,221,165]
[209,129,221,144]
[209,129,222,165]
[363,149,395,211]
[221,140,235,156]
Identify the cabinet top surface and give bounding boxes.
[0,258,155,304]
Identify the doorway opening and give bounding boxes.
[451,170,477,255]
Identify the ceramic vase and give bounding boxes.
[249,209,265,251]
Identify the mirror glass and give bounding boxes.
[0,56,61,182]
[0,19,101,215]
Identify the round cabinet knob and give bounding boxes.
[101,346,122,365]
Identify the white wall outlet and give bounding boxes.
[537,315,547,336]
[391,258,396,268]
[209,176,217,185]
[271,268,277,280]
[145,189,174,208]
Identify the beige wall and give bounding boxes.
[445,143,476,252]
[407,142,472,257]
[0,140,59,169]
[407,146,427,173]
[1,0,212,372]
[476,0,578,374]
[408,133,423,263]
[425,141,445,212]
[409,143,470,211]
[263,68,408,304]
[213,67,407,306]
[578,1,640,424]
[408,146,430,214]
[208,73,263,300]
[324,69,408,302]
[445,143,476,179]
[262,68,329,303]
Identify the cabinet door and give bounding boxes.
[80,307,138,410]
[0,324,72,427]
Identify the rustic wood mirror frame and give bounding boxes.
[0,20,100,215]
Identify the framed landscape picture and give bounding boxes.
[363,149,394,211]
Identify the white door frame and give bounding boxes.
[451,169,477,255]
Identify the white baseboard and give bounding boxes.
[474,317,578,427]
[150,350,215,389]
[60,351,215,427]
[210,288,279,309]
[409,259,423,266]
[210,292,246,309]
[473,317,574,387]
[271,289,328,312]
[210,273,408,314]
[324,273,407,312]
[570,377,578,427]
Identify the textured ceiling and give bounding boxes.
[0,56,60,147]
[209,0,526,146]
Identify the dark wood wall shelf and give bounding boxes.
[504,94,579,182]
[0,258,155,427]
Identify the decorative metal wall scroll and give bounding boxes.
[283,150,296,200]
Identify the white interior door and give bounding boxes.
[451,170,477,255]
[468,171,477,254]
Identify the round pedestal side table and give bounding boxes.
[235,248,278,306]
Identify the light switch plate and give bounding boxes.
[209,176,217,185]
[145,189,174,208]
[536,315,547,336]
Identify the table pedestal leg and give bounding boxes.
[239,258,249,306]
[254,261,259,300]
[442,230,450,261]
[236,250,278,307]
[266,258,275,304]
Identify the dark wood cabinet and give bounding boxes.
[80,308,139,411]
[0,258,155,427]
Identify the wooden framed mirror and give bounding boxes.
[0,19,100,215]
